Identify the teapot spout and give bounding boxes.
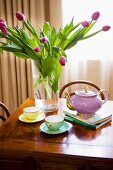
[64,92,75,111]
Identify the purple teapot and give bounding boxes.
[64,87,108,114]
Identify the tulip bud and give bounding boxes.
[40,36,48,43]
[102,25,110,31]
[91,11,100,20]
[1,28,7,35]
[0,22,7,30]
[16,12,25,21]
[59,56,67,66]
[34,46,40,52]
[0,19,6,25]
[82,21,89,27]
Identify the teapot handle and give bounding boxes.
[98,89,108,104]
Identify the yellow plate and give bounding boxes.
[19,112,45,123]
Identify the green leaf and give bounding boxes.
[53,31,61,46]
[9,30,39,59]
[7,34,24,47]
[14,27,22,35]
[25,48,38,60]
[64,28,83,50]
[59,32,67,41]
[24,20,39,44]
[60,39,69,49]
[68,28,82,41]
[52,46,61,52]
[62,18,75,36]
[62,18,81,37]
[62,24,69,35]
[20,30,37,48]
[52,81,59,93]
[14,52,29,59]
[42,57,57,77]
[1,44,24,52]
[7,27,19,37]
[54,31,67,46]
[8,28,36,52]
[52,61,62,93]
[50,27,57,45]
[65,18,75,35]
[43,22,51,40]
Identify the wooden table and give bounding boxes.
[0,98,113,170]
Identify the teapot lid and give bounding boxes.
[75,89,97,97]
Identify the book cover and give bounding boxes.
[63,108,112,125]
[64,115,112,129]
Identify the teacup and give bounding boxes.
[23,106,42,120]
[45,115,64,131]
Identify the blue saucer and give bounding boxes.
[40,121,71,134]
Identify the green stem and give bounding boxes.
[42,77,52,99]
[81,30,102,40]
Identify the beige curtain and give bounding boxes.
[0,0,62,113]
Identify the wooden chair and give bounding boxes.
[0,102,10,122]
[59,80,105,100]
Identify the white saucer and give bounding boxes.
[40,121,71,134]
[19,112,45,123]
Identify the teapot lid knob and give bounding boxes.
[84,86,88,93]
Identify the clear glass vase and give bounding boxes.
[32,60,59,112]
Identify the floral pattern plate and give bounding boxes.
[19,112,45,123]
[40,121,71,134]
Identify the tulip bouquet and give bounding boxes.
[0,11,110,99]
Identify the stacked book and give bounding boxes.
[64,108,112,129]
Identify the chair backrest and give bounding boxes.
[59,80,105,100]
[0,102,10,122]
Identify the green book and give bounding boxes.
[64,109,112,125]
[64,111,112,129]
[64,115,112,129]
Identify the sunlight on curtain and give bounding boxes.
[61,0,113,99]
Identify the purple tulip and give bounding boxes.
[91,11,100,20]
[16,12,25,21]
[0,19,6,25]
[1,28,7,35]
[82,21,89,27]
[0,22,7,30]
[34,46,40,52]
[102,25,110,31]
[59,56,67,66]
[40,36,48,43]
